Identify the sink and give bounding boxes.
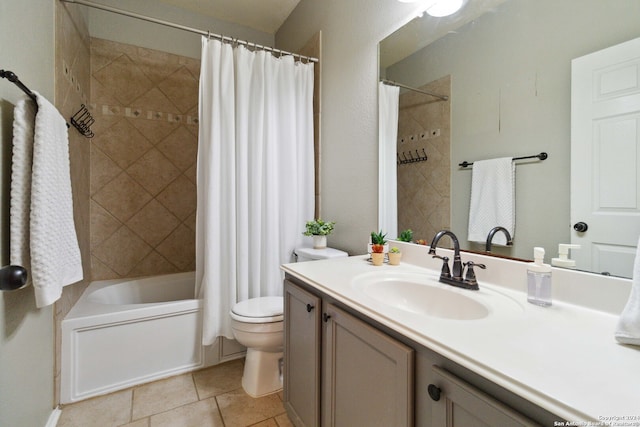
[351,271,490,320]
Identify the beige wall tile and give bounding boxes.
[89,38,199,279]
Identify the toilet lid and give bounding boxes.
[231,296,283,323]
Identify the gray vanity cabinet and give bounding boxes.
[283,279,414,427]
[429,366,539,427]
[283,279,322,427]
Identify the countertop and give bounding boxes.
[281,245,640,424]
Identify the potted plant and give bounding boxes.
[370,230,387,266]
[388,246,402,266]
[303,219,336,249]
[398,229,413,243]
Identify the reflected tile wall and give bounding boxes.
[397,75,451,243]
[90,38,199,280]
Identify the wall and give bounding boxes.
[87,0,274,59]
[276,0,426,254]
[396,76,451,243]
[54,0,92,404]
[90,38,199,279]
[0,1,56,425]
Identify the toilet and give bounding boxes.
[230,245,348,397]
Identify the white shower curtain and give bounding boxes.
[378,82,400,238]
[196,37,315,345]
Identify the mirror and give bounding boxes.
[379,0,640,277]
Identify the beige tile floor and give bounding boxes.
[58,358,293,427]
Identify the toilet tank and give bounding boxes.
[295,247,348,262]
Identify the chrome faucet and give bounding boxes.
[485,226,513,252]
[428,230,485,290]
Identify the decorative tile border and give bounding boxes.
[97,103,198,125]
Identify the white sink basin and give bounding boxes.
[351,271,510,320]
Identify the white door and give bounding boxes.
[571,37,640,277]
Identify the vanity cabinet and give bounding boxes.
[283,279,414,427]
[284,276,556,427]
[428,365,538,427]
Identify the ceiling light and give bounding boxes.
[425,0,464,17]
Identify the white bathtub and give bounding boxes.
[61,272,244,404]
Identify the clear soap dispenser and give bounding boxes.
[527,247,552,306]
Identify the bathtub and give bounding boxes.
[60,272,244,404]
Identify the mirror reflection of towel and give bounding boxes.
[615,235,640,346]
[467,157,515,245]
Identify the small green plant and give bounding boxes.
[303,219,336,236]
[398,229,413,242]
[370,230,387,253]
[390,246,401,254]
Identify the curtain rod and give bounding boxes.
[61,0,319,63]
[381,79,448,101]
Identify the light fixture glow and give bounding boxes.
[426,0,464,17]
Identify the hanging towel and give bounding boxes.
[10,98,36,288]
[615,235,640,346]
[467,157,515,245]
[10,93,83,307]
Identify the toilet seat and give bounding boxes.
[231,296,283,323]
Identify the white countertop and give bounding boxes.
[281,243,640,424]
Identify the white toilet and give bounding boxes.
[230,246,348,397]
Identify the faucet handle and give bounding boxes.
[463,261,486,284]
[432,255,451,278]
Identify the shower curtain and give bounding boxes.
[378,82,400,238]
[196,38,315,345]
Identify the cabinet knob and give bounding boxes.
[427,384,441,401]
[323,313,331,322]
[306,304,314,313]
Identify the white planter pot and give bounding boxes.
[313,235,327,249]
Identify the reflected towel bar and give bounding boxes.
[459,152,548,168]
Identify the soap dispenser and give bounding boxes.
[551,244,580,268]
[527,247,552,307]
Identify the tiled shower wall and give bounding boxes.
[90,38,200,280]
[397,75,451,243]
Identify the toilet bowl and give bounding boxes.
[230,296,284,397]
[230,246,347,398]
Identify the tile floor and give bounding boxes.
[58,358,293,427]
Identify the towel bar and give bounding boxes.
[459,152,548,168]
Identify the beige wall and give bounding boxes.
[0,1,56,425]
[397,76,451,244]
[276,0,425,254]
[90,38,199,280]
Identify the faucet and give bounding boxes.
[428,230,485,290]
[485,226,513,252]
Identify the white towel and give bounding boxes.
[10,98,36,289]
[615,235,640,346]
[10,93,83,307]
[467,157,515,245]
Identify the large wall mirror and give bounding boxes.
[379,0,640,278]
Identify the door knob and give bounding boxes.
[427,384,441,401]
[323,313,331,322]
[306,303,314,312]
[573,222,588,232]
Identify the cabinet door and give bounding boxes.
[322,303,414,427]
[429,365,539,427]
[284,280,322,427]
